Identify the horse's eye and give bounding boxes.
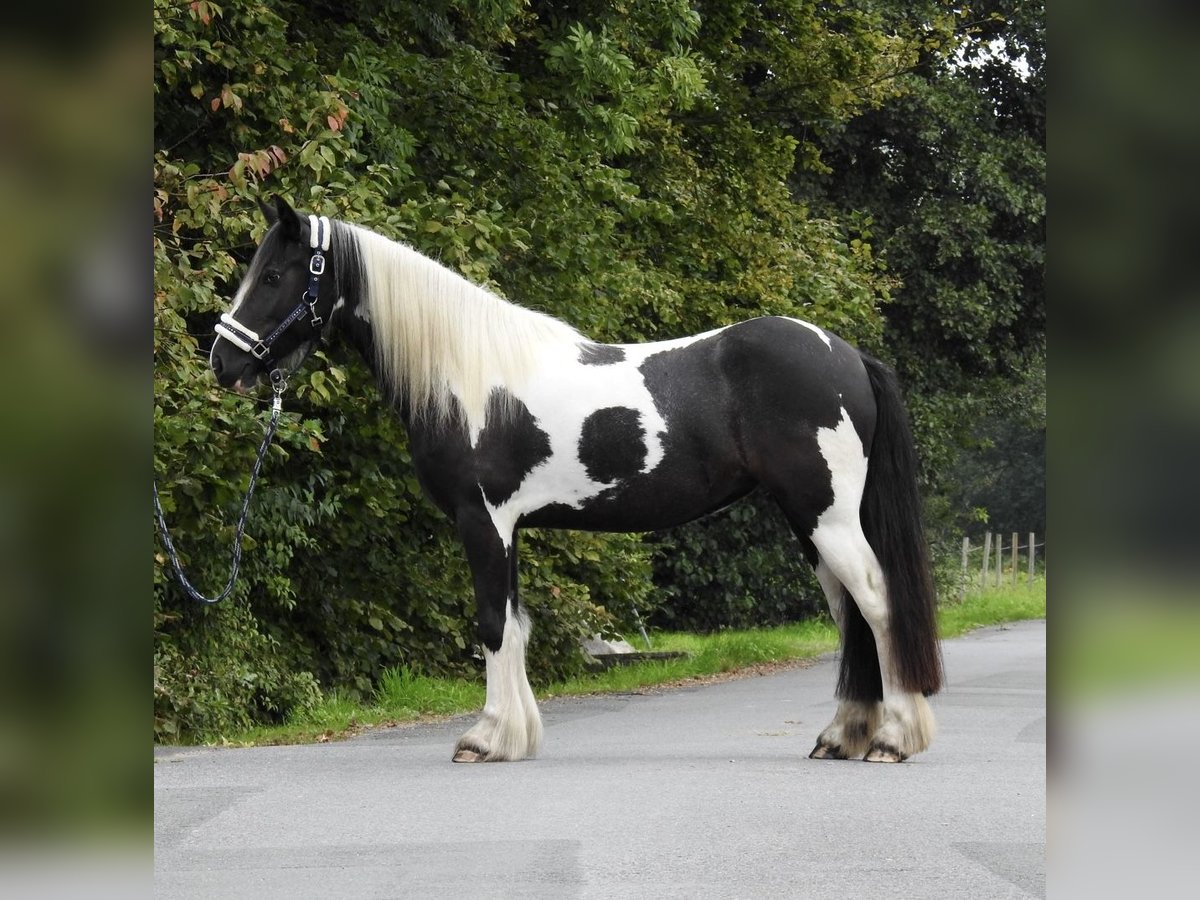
[263,270,281,286]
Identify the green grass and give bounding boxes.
[229,670,487,747]
[937,575,1047,639]
[376,665,488,715]
[213,577,1045,747]
[545,618,840,698]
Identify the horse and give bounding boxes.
[209,196,944,763]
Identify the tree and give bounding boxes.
[793,0,1045,531]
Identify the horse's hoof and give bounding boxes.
[864,744,905,763]
[809,743,846,760]
[453,748,485,763]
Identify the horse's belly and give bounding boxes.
[519,477,756,532]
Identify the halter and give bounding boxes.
[214,214,332,369]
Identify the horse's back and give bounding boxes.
[721,316,874,439]
[631,316,874,446]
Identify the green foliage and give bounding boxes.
[796,0,1046,516]
[153,600,321,740]
[648,493,823,633]
[154,0,1043,742]
[945,359,1046,536]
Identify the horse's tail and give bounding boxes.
[837,352,943,701]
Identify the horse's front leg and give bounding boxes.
[452,510,543,763]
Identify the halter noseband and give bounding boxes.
[214,215,332,368]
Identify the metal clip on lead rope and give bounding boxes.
[270,369,286,412]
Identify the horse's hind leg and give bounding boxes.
[452,512,543,763]
[808,559,882,760]
[811,525,935,762]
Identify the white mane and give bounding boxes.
[348,224,583,431]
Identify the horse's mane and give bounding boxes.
[339,223,583,432]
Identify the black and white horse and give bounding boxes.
[210,197,944,763]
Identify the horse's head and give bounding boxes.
[210,196,338,391]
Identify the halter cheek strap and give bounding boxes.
[305,215,330,326]
[214,215,332,365]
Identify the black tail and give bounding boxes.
[837,353,943,701]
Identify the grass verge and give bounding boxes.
[938,575,1047,639]
[214,577,1046,747]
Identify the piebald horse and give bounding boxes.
[209,197,943,763]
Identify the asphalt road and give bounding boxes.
[154,619,1045,899]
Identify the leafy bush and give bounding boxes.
[153,601,321,741]
[648,492,823,633]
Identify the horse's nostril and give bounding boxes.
[211,354,224,376]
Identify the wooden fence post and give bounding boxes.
[1028,532,1036,582]
[1011,532,1019,586]
[960,536,970,601]
[981,532,992,586]
[994,537,1002,587]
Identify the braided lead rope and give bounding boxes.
[153,372,285,603]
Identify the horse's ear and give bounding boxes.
[264,195,301,241]
[257,195,277,224]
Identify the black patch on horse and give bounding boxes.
[474,389,552,507]
[579,407,646,484]
[635,318,854,539]
[578,343,626,366]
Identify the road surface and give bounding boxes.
[155,619,1045,898]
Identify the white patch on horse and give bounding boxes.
[481,497,521,553]
[473,329,728,542]
[808,406,936,760]
[808,409,883,670]
[783,316,833,349]
[229,279,251,313]
[811,407,869,535]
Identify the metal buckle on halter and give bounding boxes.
[307,246,326,326]
[251,341,270,360]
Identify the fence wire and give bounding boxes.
[954,532,1046,599]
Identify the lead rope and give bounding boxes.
[153,370,286,604]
